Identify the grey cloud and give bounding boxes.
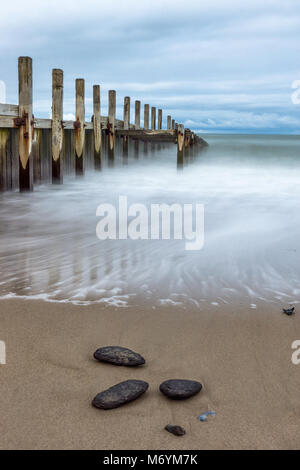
[0,0,300,133]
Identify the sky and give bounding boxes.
[0,0,300,133]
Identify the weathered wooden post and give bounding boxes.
[52,69,63,184]
[123,96,130,155]
[191,132,195,146]
[135,100,141,129]
[167,115,171,130]
[172,119,175,130]
[93,85,101,170]
[158,109,162,130]
[74,79,85,175]
[108,90,116,160]
[123,96,130,130]
[157,109,162,151]
[177,124,185,162]
[134,100,140,156]
[184,130,190,148]
[151,107,156,130]
[144,104,149,130]
[18,56,33,191]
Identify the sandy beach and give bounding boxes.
[0,298,299,450]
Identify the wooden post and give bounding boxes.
[135,100,141,129]
[52,69,63,184]
[143,104,149,153]
[151,107,156,130]
[191,132,195,146]
[184,130,190,148]
[123,96,130,155]
[172,119,175,130]
[151,106,156,151]
[123,96,130,130]
[134,100,140,156]
[177,124,184,161]
[144,104,149,130]
[18,56,33,191]
[158,109,162,130]
[167,115,171,130]
[108,90,116,159]
[74,78,85,175]
[93,85,101,170]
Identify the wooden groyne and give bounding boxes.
[0,57,207,192]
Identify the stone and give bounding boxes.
[165,424,186,436]
[92,380,149,409]
[283,306,295,316]
[93,346,145,366]
[160,379,202,400]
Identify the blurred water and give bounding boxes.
[0,134,300,308]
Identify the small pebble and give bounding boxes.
[197,410,216,422]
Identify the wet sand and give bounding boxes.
[0,298,299,450]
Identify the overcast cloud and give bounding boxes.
[0,0,300,133]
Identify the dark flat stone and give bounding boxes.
[93,346,145,366]
[92,380,149,410]
[160,379,202,400]
[165,424,186,436]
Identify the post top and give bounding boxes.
[18,56,32,62]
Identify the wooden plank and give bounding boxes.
[10,129,19,189]
[93,85,102,170]
[117,129,175,136]
[0,115,123,130]
[115,119,124,128]
[0,103,18,116]
[167,115,171,130]
[85,128,94,170]
[135,100,141,129]
[151,106,156,130]
[0,129,10,191]
[18,56,33,191]
[158,109,162,130]
[63,129,75,175]
[0,116,15,128]
[52,69,64,183]
[75,78,85,175]
[108,90,116,159]
[144,104,149,130]
[117,128,176,142]
[32,128,42,184]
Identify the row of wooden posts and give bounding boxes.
[0,57,200,192]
